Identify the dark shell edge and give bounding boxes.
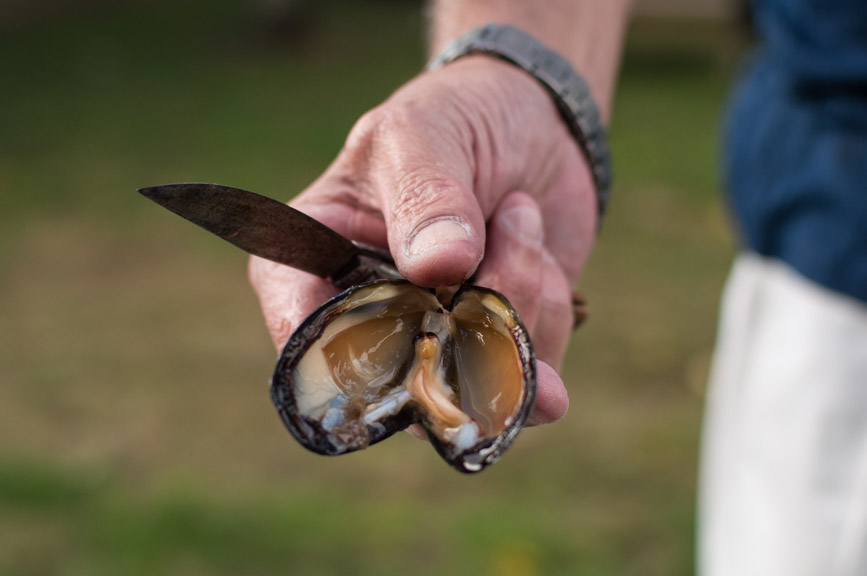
[435,284,537,474]
[269,280,537,473]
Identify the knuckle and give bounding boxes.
[390,167,465,224]
[541,293,573,325]
[539,285,574,340]
[502,270,543,310]
[346,99,423,151]
[477,262,542,322]
[345,105,388,151]
[343,95,473,231]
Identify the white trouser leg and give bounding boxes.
[699,253,867,576]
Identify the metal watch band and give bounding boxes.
[426,23,612,219]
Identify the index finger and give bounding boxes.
[248,255,338,351]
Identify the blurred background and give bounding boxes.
[0,0,747,574]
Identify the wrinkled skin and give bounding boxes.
[249,56,597,426]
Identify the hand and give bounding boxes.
[249,56,598,425]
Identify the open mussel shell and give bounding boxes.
[270,280,536,473]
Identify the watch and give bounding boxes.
[427,23,612,219]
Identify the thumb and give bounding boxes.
[388,178,487,287]
[355,107,487,287]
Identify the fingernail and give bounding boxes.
[408,217,470,256]
[499,204,543,245]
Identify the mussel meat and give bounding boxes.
[270,280,535,473]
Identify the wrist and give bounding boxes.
[428,0,631,122]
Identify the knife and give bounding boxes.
[138,183,400,289]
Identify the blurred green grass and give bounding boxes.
[0,2,739,575]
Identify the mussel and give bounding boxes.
[271,280,536,473]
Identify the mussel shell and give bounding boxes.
[270,280,536,473]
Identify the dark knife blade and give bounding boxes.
[139,183,361,281]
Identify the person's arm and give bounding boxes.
[250,0,632,425]
[429,0,631,123]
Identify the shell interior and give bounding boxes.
[271,280,535,473]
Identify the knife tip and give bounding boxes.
[138,184,188,204]
[138,185,161,199]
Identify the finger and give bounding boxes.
[350,104,487,287]
[532,251,575,370]
[291,182,389,252]
[378,138,486,287]
[248,255,338,351]
[473,191,545,331]
[247,191,369,353]
[472,193,570,426]
[527,360,570,425]
[536,150,598,283]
